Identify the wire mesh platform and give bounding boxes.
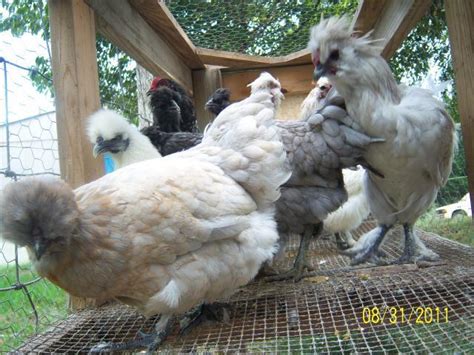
[15,221,474,353]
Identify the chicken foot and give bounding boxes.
[335,231,356,250]
[266,224,322,282]
[179,302,232,336]
[89,315,174,353]
[344,224,391,265]
[393,224,440,264]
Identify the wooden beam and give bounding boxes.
[129,0,204,70]
[49,0,104,310]
[351,0,388,35]
[197,47,312,68]
[352,0,431,59]
[86,0,193,93]
[446,0,474,218]
[192,67,222,131]
[222,64,314,102]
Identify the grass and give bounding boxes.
[0,264,67,352]
[416,209,474,247]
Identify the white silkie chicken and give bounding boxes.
[299,76,333,120]
[309,16,456,264]
[87,109,161,168]
[300,78,370,250]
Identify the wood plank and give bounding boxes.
[129,0,204,70]
[197,47,312,68]
[446,0,474,218]
[192,67,222,131]
[86,0,193,93]
[351,0,388,35]
[222,64,314,102]
[371,0,431,59]
[48,0,105,310]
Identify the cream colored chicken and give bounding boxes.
[0,73,290,351]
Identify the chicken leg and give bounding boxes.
[267,223,322,282]
[335,231,356,250]
[343,224,391,265]
[89,315,174,353]
[393,224,440,264]
[179,303,231,336]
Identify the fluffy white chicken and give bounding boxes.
[309,16,456,264]
[299,76,332,120]
[0,73,290,351]
[299,81,369,250]
[87,109,161,168]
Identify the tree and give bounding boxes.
[0,0,138,122]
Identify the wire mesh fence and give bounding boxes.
[15,223,474,353]
[0,34,68,352]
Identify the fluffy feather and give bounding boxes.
[87,109,161,168]
[205,88,231,117]
[253,78,383,279]
[0,73,290,350]
[299,77,332,120]
[309,16,456,264]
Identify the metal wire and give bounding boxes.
[0,55,66,351]
[13,225,474,354]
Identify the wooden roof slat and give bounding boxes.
[353,0,431,59]
[86,0,193,93]
[128,0,204,70]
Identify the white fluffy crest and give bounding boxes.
[87,109,137,142]
[308,15,380,59]
[248,72,284,107]
[87,109,160,168]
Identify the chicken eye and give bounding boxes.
[115,134,123,141]
[329,50,340,61]
[320,85,327,90]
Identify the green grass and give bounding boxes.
[0,264,68,352]
[416,209,474,247]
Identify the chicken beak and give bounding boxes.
[93,138,130,157]
[33,239,47,260]
[313,63,327,81]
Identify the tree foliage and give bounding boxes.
[0,0,137,120]
[167,0,357,56]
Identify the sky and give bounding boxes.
[0,31,56,124]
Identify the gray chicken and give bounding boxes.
[270,88,384,280]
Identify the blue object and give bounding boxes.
[104,154,115,173]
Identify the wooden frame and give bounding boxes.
[48,0,473,309]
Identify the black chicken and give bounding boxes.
[205,88,232,117]
[147,77,199,133]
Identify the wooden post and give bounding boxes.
[446,0,474,220]
[192,67,222,131]
[49,0,104,309]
